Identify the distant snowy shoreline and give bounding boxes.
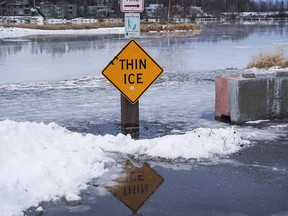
[0,26,125,39]
[1,18,287,40]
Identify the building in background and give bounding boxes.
[40,1,55,18]
[55,1,77,19]
[145,4,164,18]
[0,0,32,16]
[79,4,115,18]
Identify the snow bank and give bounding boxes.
[0,120,112,216]
[0,120,249,215]
[0,26,124,39]
[97,128,249,159]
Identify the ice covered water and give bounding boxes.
[0,21,288,215]
[0,21,288,137]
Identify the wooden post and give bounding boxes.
[121,95,139,127]
[121,95,139,137]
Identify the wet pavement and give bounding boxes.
[23,128,288,216]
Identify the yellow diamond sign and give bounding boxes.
[102,39,163,104]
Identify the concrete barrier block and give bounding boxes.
[215,76,229,121]
[215,75,240,122]
[228,77,274,123]
[215,72,288,124]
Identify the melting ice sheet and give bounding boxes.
[0,120,249,216]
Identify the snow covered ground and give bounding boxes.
[0,24,287,215]
[0,26,125,39]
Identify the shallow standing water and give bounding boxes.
[1,21,288,215]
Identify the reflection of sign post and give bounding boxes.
[125,13,140,38]
[102,39,163,104]
[108,160,164,212]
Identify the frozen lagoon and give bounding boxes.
[0,21,288,215]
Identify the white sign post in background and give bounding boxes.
[125,13,140,38]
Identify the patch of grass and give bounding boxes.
[141,22,200,32]
[4,22,200,32]
[3,23,124,30]
[247,46,288,69]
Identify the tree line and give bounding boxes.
[146,0,287,13]
[27,0,287,17]
[28,0,287,12]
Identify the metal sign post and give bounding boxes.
[102,0,164,135]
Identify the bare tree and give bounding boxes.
[167,0,171,20]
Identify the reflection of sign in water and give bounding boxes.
[108,160,164,212]
[102,39,163,104]
[125,13,140,39]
